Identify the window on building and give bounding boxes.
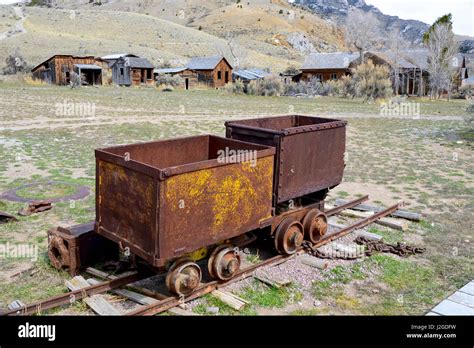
[120,68,124,76]
[316,74,323,82]
[330,73,337,80]
[217,71,222,80]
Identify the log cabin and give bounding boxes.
[31,55,103,86]
[186,56,233,88]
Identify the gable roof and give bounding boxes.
[113,57,154,69]
[186,56,232,70]
[31,54,96,72]
[401,49,430,70]
[366,51,417,69]
[302,52,360,70]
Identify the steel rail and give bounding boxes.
[1,197,398,317]
[1,272,143,316]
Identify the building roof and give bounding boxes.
[101,53,138,60]
[186,56,232,70]
[31,54,96,72]
[302,52,360,70]
[119,57,154,69]
[154,67,186,74]
[233,68,270,80]
[74,64,102,70]
[367,51,417,69]
[401,49,430,71]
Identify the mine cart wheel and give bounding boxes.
[302,209,328,243]
[48,235,71,270]
[208,244,241,281]
[274,218,304,255]
[165,258,202,296]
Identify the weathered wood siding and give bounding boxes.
[301,69,350,82]
[32,56,99,85]
[211,59,232,88]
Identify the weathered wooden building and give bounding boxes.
[111,56,154,86]
[301,52,360,82]
[154,67,198,90]
[31,55,103,86]
[186,56,233,88]
[99,54,138,85]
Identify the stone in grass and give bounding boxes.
[313,300,322,307]
[206,306,219,314]
[8,300,25,311]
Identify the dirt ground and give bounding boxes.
[0,80,472,315]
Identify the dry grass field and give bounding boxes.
[0,78,472,315]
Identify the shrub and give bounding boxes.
[155,74,183,88]
[465,103,474,131]
[259,75,283,96]
[246,80,259,95]
[284,81,308,95]
[459,85,474,99]
[351,59,393,101]
[225,79,245,94]
[2,50,27,75]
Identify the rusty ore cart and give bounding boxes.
[95,116,347,295]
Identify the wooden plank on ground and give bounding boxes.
[87,278,159,306]
[65,276,121,315]
[299,255,328,269]
[168,307,201,316]
[458,281,474,296]
[431,299,474,316]
[448,291,474,308]
[334,199,422,221]
[326,205,408,231]
[211,290,248,311]
[354,230,383,241]
[253,275,291,289]
[85,267,168,300]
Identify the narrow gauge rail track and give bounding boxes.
[2,196,402,317]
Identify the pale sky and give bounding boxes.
[366,0,474,36]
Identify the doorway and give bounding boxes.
[225,71,229,83]
[185,78,189,90]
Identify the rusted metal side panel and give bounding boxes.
[278,126,345,202]
[159,156,274,260]
[96,160,156,264]
[226,115,347,204]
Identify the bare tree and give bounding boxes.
[345,9,381,62]
[388,27,409,96]
[425,23,458,99]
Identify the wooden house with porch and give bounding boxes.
[186,56,233,88]
[31,55,103,86]
[111,56,154,86]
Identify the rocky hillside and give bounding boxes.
[292,0,429,45]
